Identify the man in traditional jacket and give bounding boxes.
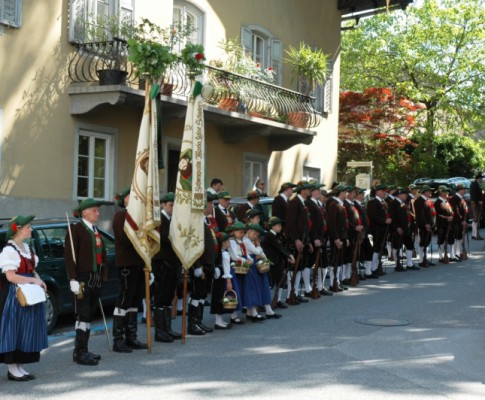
[434,186,454,262]
[111,188,148,353]
[450,184,469,261]
[470,172,483,240]
[413,185,435,267]
[64,198,110,366]
[214,191,237,233]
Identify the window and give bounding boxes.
[69,0,135,42]
[243,153,269,194]
[74,127,115,200]
[1,0,22,28]
[173,0,204,48]
[241,25,282,85]
[36,228,67,259]
[314,61,333,114]
[302,166,321,182]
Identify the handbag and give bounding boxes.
[16,283,47,307]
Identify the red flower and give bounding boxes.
[268,67,273,71]
[11,222,18,232]
[256,63,261,68]
[195,53,204,61]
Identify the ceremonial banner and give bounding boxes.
[169,81,206,269]
[124,87,161,270]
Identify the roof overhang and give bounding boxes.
[339,0,414,23]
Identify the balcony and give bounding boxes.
[68,39,322,150]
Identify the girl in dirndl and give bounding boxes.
[243,224,281,321]
[227,222,249,325]
[0,215,48,381]
[210,232,241,329]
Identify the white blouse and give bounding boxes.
[243,236,266,258]
[0,240,39,273]
[228,238,248,263]
[221,251,232,279]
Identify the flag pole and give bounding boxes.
[181,268,188,344]
[144,267,152,352]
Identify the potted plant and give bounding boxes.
[284,42,330,127]
[81,14,136,85]
[127,19,196,94]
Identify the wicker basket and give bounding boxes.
[222,290,238,310]
[233,265,249,275]
[257,260,271,273]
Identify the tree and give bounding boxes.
[338,88,421,184]
[341,0,485,143]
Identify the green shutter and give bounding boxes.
[1,0,22,28]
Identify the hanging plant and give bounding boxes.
[181,43,206,79]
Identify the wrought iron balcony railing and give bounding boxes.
[68,39,322,129]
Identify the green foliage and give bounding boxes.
[181,43,206,78]
[284,42,329,96]
[341,0,485,137]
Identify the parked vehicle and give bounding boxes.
[0,218,118,333]
[226,196,274,222]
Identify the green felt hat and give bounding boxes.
[161,192,175,203]
[217,191,231,199]
[419,185,433,193]
[278,182,296,193]
[395,187,409,195]
[217,231,233,243]
[6,215,35,239]
[294,180,313,193]
[408,184,418,190]
[226,221,246,232]
[245,208,263,219]
[74,198,111,217]
[309,179,325,190]
[246,223,265,234]
[437,185,450,193]
[115,187,131,208]
[330,184,349,195]
[267,216,284,227]
[357,188,366,194]
[374,184,387,191]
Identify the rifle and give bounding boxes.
[332,246,342,292]
[461,222,469,260]
[442,221,451,264]
[311,247,321,299]
[376,225,390,275]
[350,234,362,286]
[287,251,302,305]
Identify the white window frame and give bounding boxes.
[69,0,135,43]
[302,166,321,182]
[173,0,205,46]
[243,152,269,194]
[1,0,22,28]
[241,24,282,85]
[73,124,117,201]
[0,107,3,177]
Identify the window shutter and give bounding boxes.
[120,0,134,22]
[1,0,22,28]
[323,76,332,113]
[69,0,87,42]
[241,26,252,54]
[271,39,282,85]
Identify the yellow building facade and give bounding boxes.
[0,0,404,224]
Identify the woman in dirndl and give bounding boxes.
[0,216,48,381]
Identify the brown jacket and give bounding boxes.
[112,209,144,268]
[64,221,107,280]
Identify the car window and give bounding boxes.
[36,227,68,259]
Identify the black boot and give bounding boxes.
[112,315,132,353]
[197,303,213,333]
[74,330,98,365]
[188,304,205,335]
[154,308,174,343]
[73,329,101,362]
[124,312,148,349]
[163,307,182,339]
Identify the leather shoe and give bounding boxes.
[407,265,421,270]
[319,288,333,296]
[394,266,406,272]
[230,317,245,325]
[451,257,462,262]
[427,261,435,266]
[303,291,313,298]
[472,236,484,240]
[418,262,429,268]
[296,295,309,303]
[276,301,288,309]
[250,314,265,322]
[7,372,30,382]
[266,313,282,319]
[365,273,379,279]
[24,374,36,380]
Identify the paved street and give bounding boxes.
[3,236,485,400]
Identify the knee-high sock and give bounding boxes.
[406,250,413,267]
[302,267,312,292]
[365,261,372,275]
[372,252,379,271]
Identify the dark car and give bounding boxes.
[226,196,274,222]
[0,218,118,333]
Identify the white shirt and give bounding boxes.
[162,210,171,221]
[243,236,266,258]
[0,240,38,273]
